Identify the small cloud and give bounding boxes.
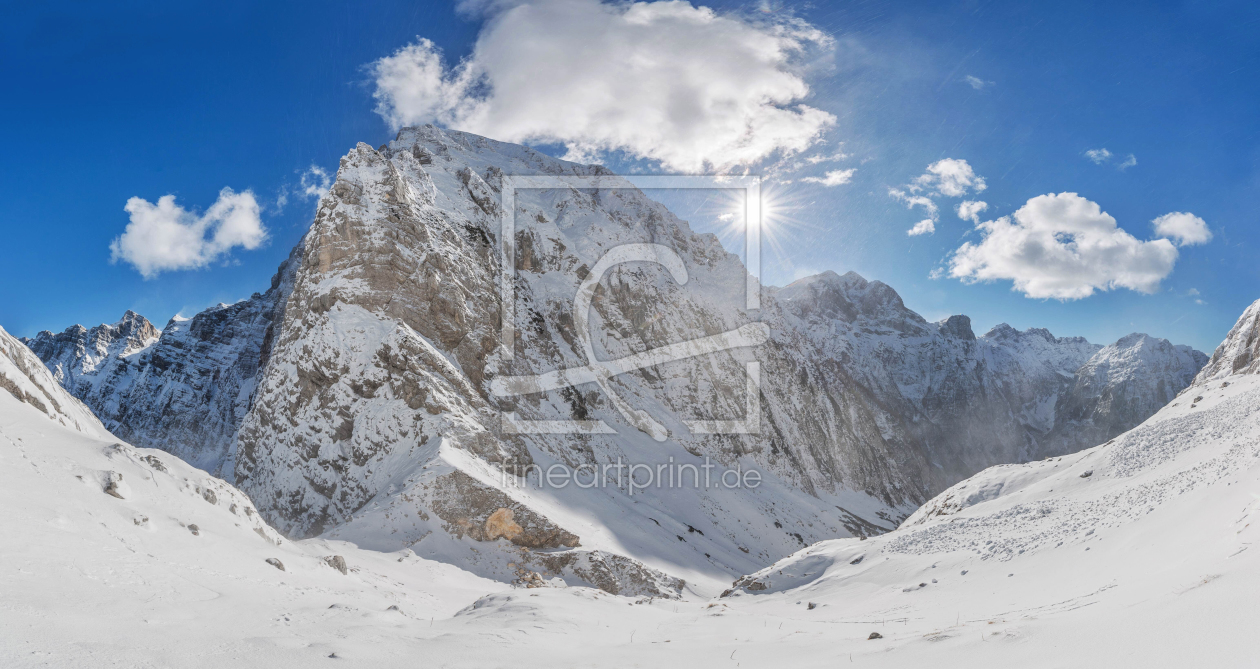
[717,212,736,222]
[110,188,267,279]
[890,159,985,236]
[907,219,936,236]
[890,187,939,219]
[915,158,986,197]
[947,192,1179,300]
[1152,211,1212,246]
[1118,153,1137,171]
[963,75,993,90]
[805,149,850,164]
[1085,148,1112,164]
[274,165,333,213]
[300,165,332,199]
[802,168,857,187]
[1187,288,1200,296]
[957,200,989,225]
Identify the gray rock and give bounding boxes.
[323,555,348,575]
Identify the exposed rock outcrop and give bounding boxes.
[1195,298,1260,383]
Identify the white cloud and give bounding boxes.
[802,168,856,187]
[888,158,984,235]
[1152,211,1212,246]
[915,158,986,197]
[948,192,1179,300]
[963,75,992,90]
[300,165,332,199]
[109,188,266,279]
[370,0,837,172]
[1085,148,1112,164]
[889,187,939,234]
[1118,153,1137,171]
[907,219,935,236]
[275,165,334,212]
[956,200,988,224]
[804,149,849,164]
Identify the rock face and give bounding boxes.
[22,247,301,474]
[19,126,1208,592]
[1194,298,1260,383]
[1049,333,1207,453]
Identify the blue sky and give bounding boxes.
[2,0,1257,353]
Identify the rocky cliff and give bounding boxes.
[1194,298,1260,383]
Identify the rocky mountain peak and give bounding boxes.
[937,315,976,341]
[777,270,923,331]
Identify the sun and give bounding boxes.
[706,182,812,276]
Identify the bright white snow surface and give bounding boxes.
[4,340,1259,666]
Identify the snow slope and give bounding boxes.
[2,324,111,439]
[0,329,511,668]
[3,303,1256,667]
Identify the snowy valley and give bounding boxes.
[3,128,1256,667]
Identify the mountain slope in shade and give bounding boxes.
[1048,332,1207,453]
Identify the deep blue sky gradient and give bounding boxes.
[2,0,1256,353]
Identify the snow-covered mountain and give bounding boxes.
[21,247,300,474]
[773,272,1206,488]
[22,127,1206,593]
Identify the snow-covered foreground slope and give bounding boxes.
[0,348,515,667]
[5,345,1251,667]
[3,299,1256,667]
